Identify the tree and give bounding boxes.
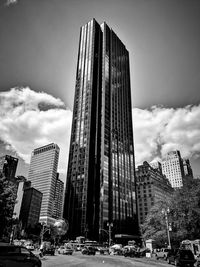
[170,178,200,243]
[11,218,22,240]
[141,178,200,248]
[0,172,16,241]
[25,222,42,242]
[141,199,171,247]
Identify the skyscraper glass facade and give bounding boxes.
[64,19,137,240]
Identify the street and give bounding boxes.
[38,251,169,267]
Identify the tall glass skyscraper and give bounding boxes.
[63,19,138,240]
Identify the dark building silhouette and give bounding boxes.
[0,155,19,216]
[0,155,18,181]
[183,158,193,179]
[63,19,138,240]
[19,185,42,229]
[53,173,64,219]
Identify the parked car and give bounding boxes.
[58,245,73,255]
[0,243,41,267]
[98,247,109,255]
[109,244,123,255]
[40,241,55,255]
[76,244,85,251]
[196,255,200,267]
[136,247,147,257]
[25,244,35,251]
[155,248,170,260]
[123,246,136,257]
[167,248,196,266]
[82,246,96,255]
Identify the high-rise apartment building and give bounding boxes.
[136,161,173,225]
[63,19,137,240]
[161,150,185,188]
[53,173,64,219]
[28,143,60,225]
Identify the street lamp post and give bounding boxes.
[9,225,15,244]
[99,228,109,235]
[40,223,50,244]
[85,225,88,240]
[107,222,113,247]
[162,208,171,249]
[99,228,109,244]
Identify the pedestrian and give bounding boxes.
[39,242,44,258]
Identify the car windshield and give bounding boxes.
[65,245,72,249]
[179,250,194,258]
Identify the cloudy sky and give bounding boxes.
[0,0,200,178]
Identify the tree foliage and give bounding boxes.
[25,222,43,242]
[0,172,16,241]
[141,178,200,248]
[142,199,171,247]
[170,178,200,243]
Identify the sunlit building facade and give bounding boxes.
[28,143,60,225]
[63,19,137,240]
[13,176,28,218]
[161,150,185,188]
[136,161,173,225]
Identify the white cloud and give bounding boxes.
[0,87,72,177]
[0,87,200,178]
[133,105,200,166]
[5,0,18,7]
